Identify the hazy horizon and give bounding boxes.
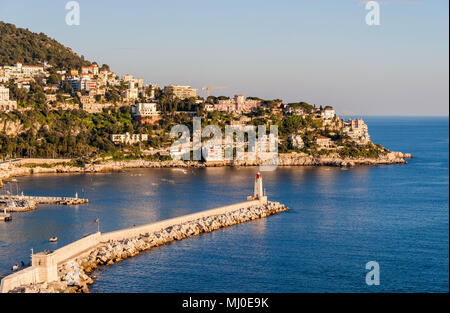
[0,0,448,116]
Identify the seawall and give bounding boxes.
[0,232,101,293]
[0,151,413,186]
[1,198,289,293]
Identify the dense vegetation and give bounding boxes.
[0,21,91,68]
[0,106,202,159]
[0,108,131,158]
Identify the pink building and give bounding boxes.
[216,94,261,113]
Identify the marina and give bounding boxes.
[0,194,89,212]
[0,117,447,293]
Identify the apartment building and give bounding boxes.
[121,88,138,101]
[321,106,336,125]
[1,63,45,79]
[343,118,370,144]
[81,64,99,76]
[62,76,96,92]
[163,85,198,100]
[131,102,161,125]
[216,94,261,113]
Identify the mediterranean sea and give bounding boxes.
[0,116,448,292]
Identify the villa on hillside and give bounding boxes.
[315,136,332,148]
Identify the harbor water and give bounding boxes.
[0,117,448,292]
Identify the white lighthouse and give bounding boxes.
[247,172,267,203]
[254,172,263,199]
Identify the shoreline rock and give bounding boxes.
[0,151,413,185]
[8,201,289,293]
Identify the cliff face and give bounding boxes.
[0,119,23,136]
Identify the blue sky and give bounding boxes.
[0,0,448,115]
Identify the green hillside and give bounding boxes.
[0,21,91,68]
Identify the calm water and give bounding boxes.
[0,117,448,292]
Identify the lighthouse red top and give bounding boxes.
[256,173,261,179]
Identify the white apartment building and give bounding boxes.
[343,118,370,144]
[1,63,45,79]
[131,103,160,125]
[81,64,99,76]
[121,88,138,100]
[0,85,17,112]
[321,107,336,120]
[63,76,96,92]
[131,103,158,116]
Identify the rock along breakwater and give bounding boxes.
[2,200,289,293]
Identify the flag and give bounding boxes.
[92,217,99,224]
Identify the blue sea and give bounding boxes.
[0,117,448,292]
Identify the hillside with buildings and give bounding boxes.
[0,22,403,164]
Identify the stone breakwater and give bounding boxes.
[7,201,289,293]
[0,152,412,185]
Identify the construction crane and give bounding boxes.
[201,86,228,98]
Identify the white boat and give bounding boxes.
[0,208,12,221]
[49,236,58,242]
[12,264,19,271]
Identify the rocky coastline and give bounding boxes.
[0,151,412,186]
[8,201,289,293]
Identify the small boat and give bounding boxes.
[0,208,12,222]
[12,264,19,271]
[0,214,12,222]
[49,236,58,242]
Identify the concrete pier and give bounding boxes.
[0,174,288,293]
[1,199,289,293]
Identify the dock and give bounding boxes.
[4,195,88,205]
[0,195,89,212]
